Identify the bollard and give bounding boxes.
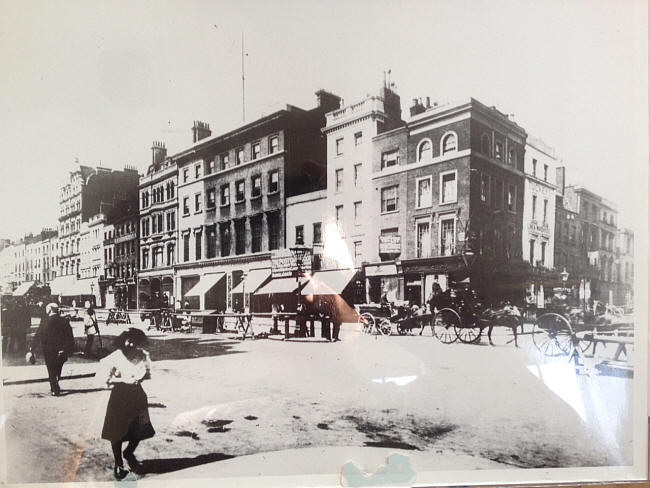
[284,316,290,339]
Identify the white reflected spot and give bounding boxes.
[527,363,586,421]
[372,375,418,386]
[0,414,6,428]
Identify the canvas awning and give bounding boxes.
[301,269,356,296]
[184,273,225,297]
[64,279,98,296]
[254,276,309,295]
[49,275,76,296]
[12,281,36,296]
[364,263,398,277]
[231,269,271,295]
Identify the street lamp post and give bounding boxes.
[289,246,311,339]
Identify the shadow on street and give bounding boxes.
[136,453,235,475]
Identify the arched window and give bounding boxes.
[417,139,433,162]
[508,148,516,166]
[481,134,491,156]
[169,181,175,198]
[494,141,503,160]
[441,132,458,155]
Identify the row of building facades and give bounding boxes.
[0,81,634,310]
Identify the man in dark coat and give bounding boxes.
[33,303,75,396]
[13,297,31,355]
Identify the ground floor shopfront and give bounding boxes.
[99,277,137,310]
[137,267,175,310]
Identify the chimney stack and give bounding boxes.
[192,121,212,143]
[315,89,342,112]
[409,97,426,117]
[151,141,167,166]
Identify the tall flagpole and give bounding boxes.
[241,32,245,122]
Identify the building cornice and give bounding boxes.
[174,252,272,271]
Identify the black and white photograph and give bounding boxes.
[0,1,647,486]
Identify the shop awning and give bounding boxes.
[12,281,36,296]
[184,273,225,297]
[49,275,76,296]
[231,269,271,295]
[64,279,97,296]
[364,263,398,277]
[301,269,356,296]
[254,276,309,295]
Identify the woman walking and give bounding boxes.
[97,328,155,480]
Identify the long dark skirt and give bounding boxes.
[102,383,155,442]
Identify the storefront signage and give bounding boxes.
[271,249,313,278]
[379,235,401,255]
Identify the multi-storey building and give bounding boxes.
[138,142,178,307]
[367,97,527,304]
[171,91,341,311]
[322,83,403,270]
[617,228,634,309]
[0,245,13,293]
[58,164,139,279]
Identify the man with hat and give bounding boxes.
[33,303,75,396]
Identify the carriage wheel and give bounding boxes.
[533,313,574,357]
[454,323,482,344]
[489,315,521,347]
[433,308,460,344]
[377,317,392,336]
[359,313,375,334]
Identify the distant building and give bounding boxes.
[617,228,634,309]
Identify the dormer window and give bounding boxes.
[441,132,457,155]
[417,139,432,162]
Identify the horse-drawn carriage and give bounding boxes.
[356,302,433,336]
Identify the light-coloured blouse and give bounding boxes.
[96,349,151,387]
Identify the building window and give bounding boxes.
[416,221,431,258]
[529,239,535,264]
[235,220,246,255]
[221,185,230,206]
[313,222,322,244]
[381,149,399,169]
[532,195,537,219]
[540,241,547,265]
[236,148,244,165]
[152,247,163,268]
[440,171,457,204]
[532,158,537,176]
[207,188,216,208]
[354,132,363,146]
[543,199,548,223]
[354,201,362,225]
[220,223,231,257]
[493,178,503,208]
[381,186,398,213]
[440,217,456,256]
[142,249,149,269]
[417,139,432,162]
[167,244,175,266]
[269,136,279,154]
[295,225,304,245]
[195,193,202,212]
[335,205,343,224]
[207,158,215,174]
[354,241,363,266]
[508,149,516,166]
[194,232,203,261]
[481,134,491,156]
[507,184,516,212]
[251,175,262,197]
[268,213,280,250]
[543,164,548,181]
[235,180,245,202]
[335,138,344,155]
[480,174,490,204]
[416,177,432,208]
[269,170,279,193]
[354,163,362,187]
[195,163,201,179]
[167,210,176,231]
[494,142,503,160]
[441,132,457,155]
[183,197,190,215]
[251,217,262,252]
[252,142,261,160]
[335,168,343,192]
[183,168,189,183]
[220,153,229,170]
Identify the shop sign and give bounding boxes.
[271,249,313,278]
[379,235,401,254]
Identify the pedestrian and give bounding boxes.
[331,299,341,342]
[83,305,101,356]
[32,303,75,396]
[13,297,31,355]
[97,328,155,480]
[1,296,15,354]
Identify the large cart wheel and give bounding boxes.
[489,315,521,347]
[377,317,392,336]
[359,313,375,334]
[433,308,460,344]
[533,313,574,357]
[454,322,482,344]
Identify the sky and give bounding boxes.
[0,0,647,241]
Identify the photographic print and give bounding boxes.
[0,1,647,486]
